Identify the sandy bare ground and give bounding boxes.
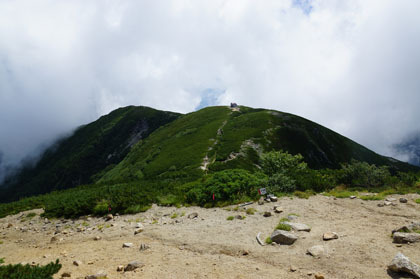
[1,194,420,279]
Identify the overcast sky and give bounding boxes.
[1,0,420,179]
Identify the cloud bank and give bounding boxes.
[1,0,420,179]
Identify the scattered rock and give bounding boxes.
[242,250,249,256]
[307,245,325,258]
[61,271,71,277]
[94,236,101,241]
[135,223,143,228]
[273,206,283,213]
[134,228,143,235]
[393,232,420,244]
[384,201,392,206]
[73,260,82,266]
[258,197,264,205]
[117,265,124,272]
[263,212,272,217]
[7,223,13,228]
[188,213,198,219]
[377,203,385,207]
[139,243,150,251]
[386,197,397,202]
[235,215,245,220]
[50,236,58,243]
[123,242,133,248]
[124,261,144,272]
[323,232,338,241]
[287,215,298,221]
[270,230,298,245]
[270,196,278,202]
[388,252,420,278]
[85,271,107,279]
[350,196,356,199]
[399,198,408,203]
[105,214,113,221]
[289,265,297,272]
[256,232,265,246]
[282,222,310,232]
[314,273,325,279]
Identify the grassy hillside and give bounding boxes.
[100,106,417,184]
[0,106,180,202]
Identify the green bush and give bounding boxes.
[339,160,391,188]
[226,216,234,221]
[275,223,291,231]
[186,169,264,206]
[93,200,109,216]
[265,237,272,244]
[416,199,420,204]
[0,259,61,279]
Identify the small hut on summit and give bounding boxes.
[230,102,238,108]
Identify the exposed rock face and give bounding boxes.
[282,222,311,232]
[388,253,420,278]
[124,261,145,272]
[271,230,298,245]
[323,232,339,241]
[393,232,420,244]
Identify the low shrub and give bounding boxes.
[0,259,61,279]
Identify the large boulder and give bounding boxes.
[393,232,420,244]
[388,253,420,278]
[271,230,298,245]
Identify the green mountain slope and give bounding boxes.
[0,106,180,202]
[99,106,417,184]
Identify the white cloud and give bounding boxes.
[1,0,420,177]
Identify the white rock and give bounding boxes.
[123,242,133,248]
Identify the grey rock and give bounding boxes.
[399,198,408,203]
[307,245,325,258]
[349,196,356,199]
[271,230,298,245]
[282,222,311,232]
[393,232,420,244]
[94,236,101,241]
[386,197,397,202]
[270,196,278,202]
[384,201,392,206]
[235,215,245,220]
[135,223,143,229]
[287,215,298,221]
[85,271,107,279]
[273,206,283,213]
[188,212,198,219]
[388,252,420,278]
[124,261,144,272]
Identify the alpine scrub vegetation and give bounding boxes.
[0,259,61,279]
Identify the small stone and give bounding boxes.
[123,242,133,248]
[7,223,13,228]
[386,197,397,202]
[105,214,113,221]
[139,243,150,251]
[290,265,297,272]
[242,250,249,256]
[124,261,144,272]
[377,203,385,207]
[235,215,245,220]
[263,212,272,217]
[188,212,198,219]
[323,232,338,241]
[307,245,325,258]
[135,223,143,228]
[314,273,325,279]
[61,271,71,277]
[50,236,58,243]
[270,196,278,202]
[134,228,143,235]
[350,196,356,199]
[399,198,408,203]
[94,236,101,241]
[384,201,392,206]
[73,260,82,266]
[117,265,124,272]
[273,206,283,213]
